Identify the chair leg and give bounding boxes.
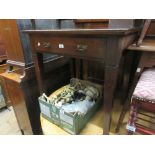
[115,89,133,133]
[126,105,138,134]
[115,102,129,133]
[115,71,141,134]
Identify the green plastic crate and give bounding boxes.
[39,80,103,134]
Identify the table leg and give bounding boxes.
[70,58,75,78]
[32,52,45,94]
[103,66,119,135]
[83,60,88,80]
[75,59,82,79]
[121,52,134,102]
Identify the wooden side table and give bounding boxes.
[25,28,139,134]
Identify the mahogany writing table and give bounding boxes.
[24,28,139,134]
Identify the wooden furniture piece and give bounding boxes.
[127,67,155,134]
[115,38,155,134]
[73,19,143,96]
[25,26,139,134]
[74,19,108,84]
[136,20,151,46]
[0,21,8,62]
[0,19,71,134]
[115,20,153,133]
[0,63,8,109]
[0,20,10,109]
[0,20,25,68]
[74,19,109,29]
[0,57,70,134]
[0,19,36,134]
[146,19,155,37]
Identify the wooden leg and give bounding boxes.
[70,58,75,78]
[126,105,138,135]
[115,100,130,133]
[32,53,45,94]
[115,71,141,133]
[82,60,88,80]
[121,51,134,103]
[75,59,82,79]
[103,66,119,135]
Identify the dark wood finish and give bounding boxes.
[136,20,151,46]
[75,59,82,79]
[115,38,155,133]
[74,20,143,85]
[74,19,109,84]
[32,52,45,94]
[24,28,139,35]
[74,19,109,29]
[146,20,155,36]
[74,19,109,23]
[33,36,106,61]
[25,28,139,134]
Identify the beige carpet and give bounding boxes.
[40,99,130,135]
[0,100,129,135]
[0,107,21,135]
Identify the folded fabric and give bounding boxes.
[61,100,95,115]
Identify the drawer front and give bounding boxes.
[33,37,105,60]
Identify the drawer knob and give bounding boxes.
[76,44,88,52]
[42,42,51,48]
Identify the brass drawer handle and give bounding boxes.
[42,42,51,48]
[76,44,88,52]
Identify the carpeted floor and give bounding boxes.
[0,100,129,135]
[40,99,130,135]
[0,107,21,135]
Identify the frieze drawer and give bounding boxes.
[33,36,105,60]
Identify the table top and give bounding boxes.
[23,28,139,36]
[128,38,155,52]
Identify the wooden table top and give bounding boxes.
[128,38,155,52]
[23,28,139,36]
